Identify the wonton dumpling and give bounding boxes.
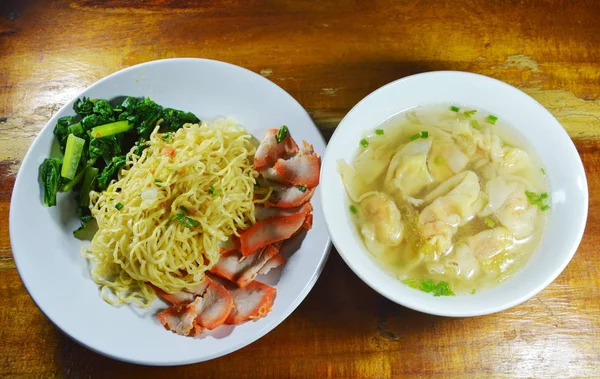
[480,176,538,239]
[427,141,469,182]
[385,139,434,198]
[352,146,395,186]
[419,171,482,254]
[359,192,404,255]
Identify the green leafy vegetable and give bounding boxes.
[450,106,460,112]
[276,125,289,144]
[486,114,498,125]
[61,134,86,180]
[375,129,384,135]
[81,114,114,132]
[89,135,122,162]
[73,97,95,115]
[484,217,496,228]
[54,116,75,153]
[525,190,550,211]
[173,213,199,228]
[78,166,99,207]
[73,205,94,236]
[92,100,113,118]
[402,278,455,296]
[39,158,62,206]
[349,205,358,214]
[97,155,127,190]
[159,108,200,132]
[297,185,307,192]
[68,122,84,135]
[360,138,369,147]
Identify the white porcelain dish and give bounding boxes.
[10,58,330,365]
[320,71,588,317]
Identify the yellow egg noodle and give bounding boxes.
[84,119,268,307]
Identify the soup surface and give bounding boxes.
[338,104,550,295]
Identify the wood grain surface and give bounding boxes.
[1,0,599,377]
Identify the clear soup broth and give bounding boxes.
[338,104,549,295]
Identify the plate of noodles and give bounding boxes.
[9,58,330,365]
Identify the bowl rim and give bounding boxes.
[320,70,588,317]
[9,57,331,365]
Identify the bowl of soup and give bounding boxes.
[320,71,588,316]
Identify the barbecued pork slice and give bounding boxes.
[239,212,308,255]
[225,280,277,324]
[186,279,233,330]
[210,244,280,287]
[253,128,299,172]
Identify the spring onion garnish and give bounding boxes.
[115,202,124,210]
[275,125,289,143]
[375,129,384,135]
[464,110,477,118]
[209,185,219,196]
[486,114,498,125]
[179,205,189,213]
[541,168,546,175]
[173,213,199,228]
[434,156,447,166]
[360,138,369,147]
[420,131,429,138]
[409,133,421,141]
[162,133,173,142]
[471,289,477,295]
[525,190,550,211]
[297,185,307,192]
[470,119,482,130]
[484,217,496,228]
[450,106,460,112]
[402,279,455,297]
[349,205,358,214]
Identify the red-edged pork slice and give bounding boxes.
[303,212,313,230]
[255,202,312,221]
[219,236,240,255]
[157,305,198,336]
[154,286,195,306]
[264,186,315,209]
[210,244,280,287]
[239,213,307,255]
[225,280,277,324]
[258,254,286,275]
[186,278,233,330]
[272,154,320,188]
[253,128,299,172]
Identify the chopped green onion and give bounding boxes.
[464,110,477,118]
[484,217,496,228]
[61,134,86,180]
[275,125,289,143]
[115,202,124,210]
[209,185,218,196]
[470,119,482,130]
[471,289,477,295]
[154,179,162,184]
[450,106,460,112]
[486,114,498,125]
[420,131,429,138]
[89,120,132,138]
[173,213,199,228]
[434,156,447,166]
[360,138,369,147]
[525,190,550,211]
[179,205,189,213]
[375,129,384,135]
[541,168,546,175]
[402,279,455,296]
[161,133,173,142]
[349,205,358,214]
[409,133,420,141]
[297,185,307,192]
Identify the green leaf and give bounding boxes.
[39,158,62,206]
[97,155,127,190]
[73,206,94,235]
[73,97,95,115]
[79,166,99,207]
[54,116,76,153]
[92,99,114,118]
[89,135,122,162]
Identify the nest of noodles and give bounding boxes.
[84,119,271,307]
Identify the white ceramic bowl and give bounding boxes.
[10,58,330,365]
[320,71,588,317]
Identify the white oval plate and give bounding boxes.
[320,71,588,317]
[10,58,330,365]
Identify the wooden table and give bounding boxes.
[1,0,599,377]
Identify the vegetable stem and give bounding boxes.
[61,134,86,180]
[90,120,132,138]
